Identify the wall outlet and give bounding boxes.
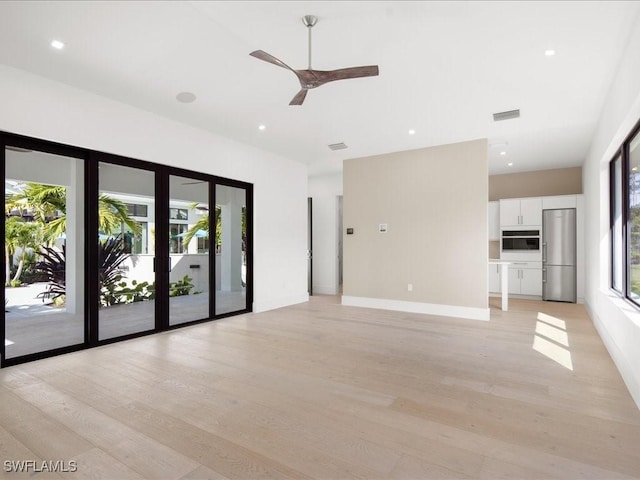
[407,283,413,292]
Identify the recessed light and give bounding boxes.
[545,49,556,56]
[500,151,507,156]
[507,162,513,167]
[51,39,65,50]
[176,92,196,103]
[258,124,266,131]
[408,129,416,135]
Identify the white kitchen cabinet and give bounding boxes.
[520,198,542,225]
[488,201,500,240]
[488,264,501,293]
[521,268,543,295]
[499,197,542,226]
[508,261,542,296]
[542,194,576,210]
[499,199,521,226]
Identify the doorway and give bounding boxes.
[307,197,313,295]
[1,132,253,366]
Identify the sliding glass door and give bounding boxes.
[98,162,155,341]
[3,145,85,359]
[216,184,249,315]
[2,131,253,366]
[169,175,210,325]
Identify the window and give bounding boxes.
[122,222,148,254]
[169,223,188,253]
[610,120,640,306]
[197,237,209,254]
[629,130,640,300]
[611,154,623,292]
[125,203,148,217]
[170,208,188,220]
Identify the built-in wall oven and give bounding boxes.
[501,229,541,252]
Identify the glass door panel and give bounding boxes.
[98,163,155,340]
[216,184,247,315]
[4,147,84,358]
[169,175,209,325]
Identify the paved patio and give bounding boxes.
[4,283,246,359]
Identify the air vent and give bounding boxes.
[493,109,520,121]
[328,142,348,151]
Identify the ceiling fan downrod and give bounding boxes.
[302,15,317,70]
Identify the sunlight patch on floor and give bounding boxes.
[533,312,573,370]
[537,311,566,329]
[535,320,569,347]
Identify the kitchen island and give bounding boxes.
[488,259,511,311]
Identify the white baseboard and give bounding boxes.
[341,296,490,321]
[253,293,309,313]
[585,295,640,410]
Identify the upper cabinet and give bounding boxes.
[488,201,500,240]
[499,197,542,226]
[542,195,577,210]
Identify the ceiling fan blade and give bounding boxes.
[249,50,295,72]
[289,89,308,106]
[315,65,379,85]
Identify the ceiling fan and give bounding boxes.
[250,15,379,106]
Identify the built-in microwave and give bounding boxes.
[501,229,541,251]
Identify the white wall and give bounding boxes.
[583,16,640,408]
[0,65,309,313]
[308,173,343,295]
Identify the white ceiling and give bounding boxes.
[0,1,638,176]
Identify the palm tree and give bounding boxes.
[6,183,141,243]
[4,216,42,284]
[182,205,221,248]
[183,205,247,257]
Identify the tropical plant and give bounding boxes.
[35,236,131,306]
[182,205,220,248]
[98,194,141,237]
[183,204,249,251]
[169,275,194,297]
[98,236,130,306]
[5,216,43,285]
[6,183,141,243]
[34,245,67,300]
[21,251,45,284]
[111,279,155,303]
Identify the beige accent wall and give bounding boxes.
[489,166,582,201]
[343,139,488,309]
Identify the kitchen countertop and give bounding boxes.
[488,259,511,264]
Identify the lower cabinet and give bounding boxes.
[508,262,542,296]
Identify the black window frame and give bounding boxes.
[125,202,148,217]
[610,117,640,306]
[1,130,254,367]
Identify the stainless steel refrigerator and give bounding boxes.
[542,208,577,302]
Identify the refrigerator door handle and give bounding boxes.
[542,242,547,262]
[542,268,547,283]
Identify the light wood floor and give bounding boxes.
[1,296,640,479]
